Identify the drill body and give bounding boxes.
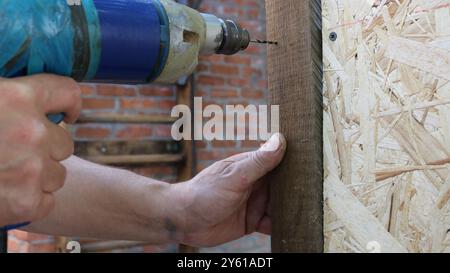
[0,0,250,84]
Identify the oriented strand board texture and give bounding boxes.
[323,0,450,253]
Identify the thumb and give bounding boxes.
[232,133,287,190]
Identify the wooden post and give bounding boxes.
[266,0,324,252]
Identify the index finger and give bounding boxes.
[16,74,82,124]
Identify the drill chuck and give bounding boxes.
[0,0,251,84]
[201,14,250,56]
[217,20,251,55]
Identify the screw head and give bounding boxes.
[329,32,337,41]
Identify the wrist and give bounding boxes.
[164,182,189,244]
[169,181,203,247]
[138,178,191,244]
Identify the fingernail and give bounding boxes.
[260,133,281,152]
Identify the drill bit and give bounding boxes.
[250,39,278,45]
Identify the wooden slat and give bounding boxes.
[75,140,180,157]
[83,154,184,165]
[81,241,149,253]
[77,113,176,124]
[176,80,195,183]
[75,140,183,166]
[266,0,324,252]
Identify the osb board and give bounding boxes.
[323,0,450,253]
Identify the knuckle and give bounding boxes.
[64,78,82,103]
[1,81,34,104]
[54,78,82,123]
[22,157,45,181]
[24,119,48,146]
[9,195,39,220]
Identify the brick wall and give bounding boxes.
[8,0,269,253]
[75,84,176,142]
[195,0,268,172]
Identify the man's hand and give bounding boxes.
[0,75,81,227]
[176,133,287,247]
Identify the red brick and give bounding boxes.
[158,99,176,110]
[243,67,262,77]
[198,151,218,161]
[139,86,174,97]
[211,64,240,75]
[196,64,209,72]
[211,88,239,98]
[195,141,208,149]
[120,98,157,110]
[258,79,268,88]
[25,243,57,253]
[246,8,259,20]
[197,75,225,86]
[10,231,51,242]
[240,21,260,32]
[82,98,115,109]
[235,0,259,8]
[7,238,23,253]
[228,78,250,87]
[10,230,29,241]
[97,85,136,96]
[242,89,265,99]
[76,127,111,139]
[212,141,238,148]
[153,124,172,138]
[79,84,96,96]
[242,140,263,148]
[116,125,152,139]
[245,45,262,55]
[224,6,238,14]
[194,89,207,97]
[199,55,223,63]
[224,55,251,65]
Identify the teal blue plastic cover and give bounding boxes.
[0,0,100,80]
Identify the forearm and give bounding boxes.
[23,156,186,244]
